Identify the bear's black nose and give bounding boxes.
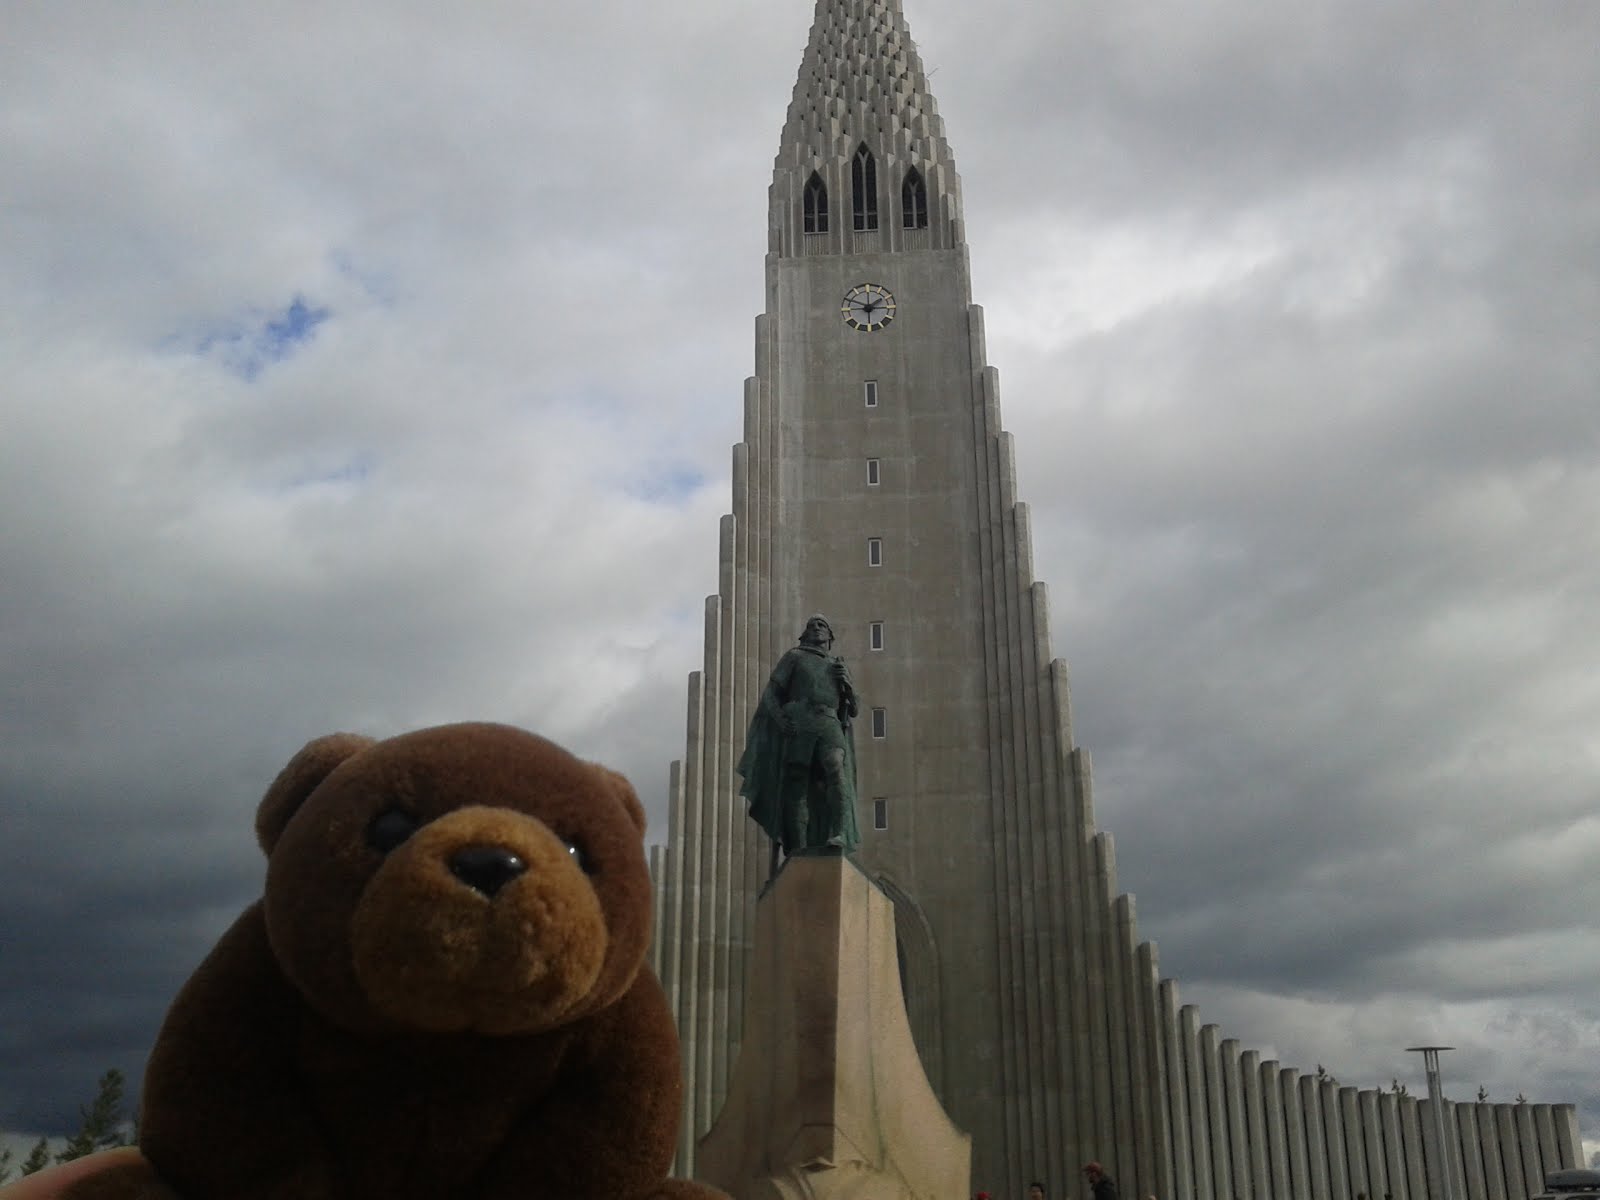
[448,846,528,898]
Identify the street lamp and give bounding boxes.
[1407,1046,1457,1200]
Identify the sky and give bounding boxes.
[3,0,1599,1167]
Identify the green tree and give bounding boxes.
[57,1069,132,1163]
[1,1070,136,1180]
[22,1137,53,1176]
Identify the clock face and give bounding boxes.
[841,283,896,332]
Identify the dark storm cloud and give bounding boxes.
[951,0,1600,1137]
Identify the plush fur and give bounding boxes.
[71,723,725,1200]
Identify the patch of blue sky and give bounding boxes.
[625,464,706,504]
[282,453,375,492]
[178,295,331,381]
[262,297,327,353]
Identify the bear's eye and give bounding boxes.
[367,807,420,854]
[564,838,596,875]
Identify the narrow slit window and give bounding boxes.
[869,621,884,650]
[803,171,829,234]
[873,797,888,830]
[867,458,880,486]
[852,143,879,231]
[868,537,882,567]
[871,707,887,738]
[901,167,928,229]
[864,380,879,408]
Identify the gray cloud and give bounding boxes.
[2,0,1597,1160]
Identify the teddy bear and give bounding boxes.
[49,722,728,1200]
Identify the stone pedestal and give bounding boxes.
[696,855,970,1200]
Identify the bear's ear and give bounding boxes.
[598,766,647,837]
[256,733,376,855]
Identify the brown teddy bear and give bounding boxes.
[50,723,727,1200]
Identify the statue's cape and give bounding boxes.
[737,703,788,844]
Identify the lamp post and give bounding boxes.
[1407,1045,1457,1200]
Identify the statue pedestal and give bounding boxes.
[696,856,970,1200]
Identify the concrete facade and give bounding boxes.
[648,1,1584,1194]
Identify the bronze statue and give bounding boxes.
[737,614,861,865]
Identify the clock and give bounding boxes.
[841,283,896,332]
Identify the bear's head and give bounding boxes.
[255,722,651,1037]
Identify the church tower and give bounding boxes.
[649,2,1581,1195]
[649,0,1130,1185]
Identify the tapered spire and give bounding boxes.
[771,0,962,254]
[783,2,957,174]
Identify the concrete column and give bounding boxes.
[692,597,723,1137]
[649,843,665,974]
[1087,835,1119,1171]
[1513,1107,1541,1199]
[1493,1106,1525,1200]
[1163,983,1196,1200]
[1418,1099,1471,1200]
[677,669,706,1167]
[1322,1081,1349,1200]
[1182,1008,1214,1200]
[1475,1105,1507,1200]
[1300,1075,1330,1200]
[1419,1101,1445,1200]
[1109,895,1139,1193]
[1042,700,1082,1196]
[706,575,733,1120]
[1139,944,1174,1200]
[1024,582,1070,1196]
[1379,1092,1408,1200]
[1358,1089,1387,1200]
[1456,1104,1487,1200]
[750,314,774,662]
[1551,1107,1581,1170]
[999,488,1046,1180]
[732,390,763,934]
[660,762,686,1015]
[721,432,752,1082]
[1219,1040,1251,1200]
[1050,674,1091,1181]
[1259,1063,1290,1200]
[968,340,1026,1184]
[1066,750,1098,1174]
[1531,1106,1558,1177]
[1240,1050,1269,1200]
[1398,1097,1428,1200]
[1282,1071,1310,1200]
[1339,1087,1366,1200]
[1200,1026,1230,1200]
[1445,1102,1468,1200]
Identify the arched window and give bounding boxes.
[852,143,879,232]
[803,172,829,234]
[901,167,928,230]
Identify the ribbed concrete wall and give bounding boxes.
[648,0,1587,1192]
[1137,1037,1581,1200]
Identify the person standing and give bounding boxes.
[1083,1161,1120,1200]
